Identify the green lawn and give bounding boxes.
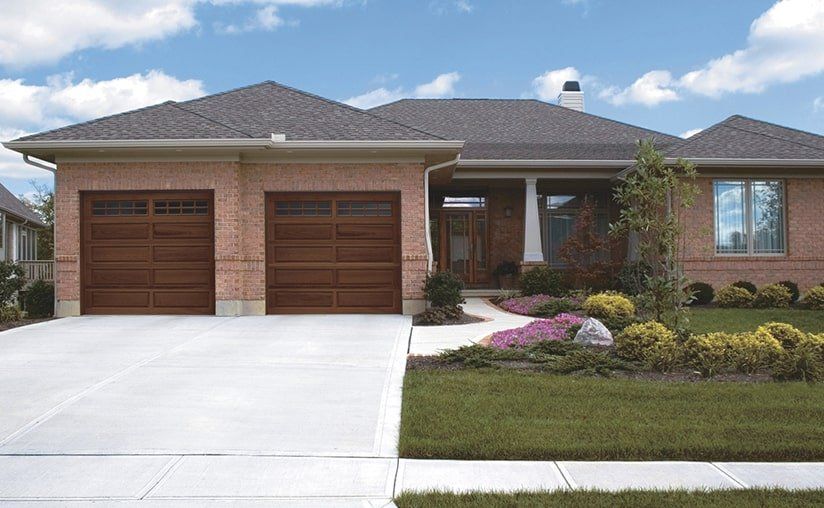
[395,489,824,508]
[400,370,824,461]
[688,308,824,334]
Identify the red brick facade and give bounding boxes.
[55,161,427,314]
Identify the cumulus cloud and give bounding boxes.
[344,72,461,109]
[599,70,680,107]
[215,5,285,34]
[679,128,704,139]
[532,67,581,102]
[814,97,824,113]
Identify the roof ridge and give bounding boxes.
[728,114,824,147]
[721,117,824,156]
[168,102,254,138]
[261,81,447,140]
[662,117,732,156]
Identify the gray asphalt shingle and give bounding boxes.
[0,183,45,226]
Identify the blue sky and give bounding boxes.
[1,0,823,197]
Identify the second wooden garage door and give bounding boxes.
[266,192,401,314]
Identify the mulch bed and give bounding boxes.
[412,313,487,326]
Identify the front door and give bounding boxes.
[441,210,489,286]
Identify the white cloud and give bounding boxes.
[0,128,53,179]
[599,70,680,107]
[532,67,581,102]
[215,5,285,34]
[429,1,474,15]
[344,72,461,109]
[455,1,473,13]
[814,97,824,113]
[679,128,704,139]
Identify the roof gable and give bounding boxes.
[0,183,45,226]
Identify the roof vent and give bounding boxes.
[558,80,584,112]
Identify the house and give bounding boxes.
[0,183,49,282]
[2,80,822,317]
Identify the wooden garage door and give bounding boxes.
[266,192,401,314]
[81,191,215,315]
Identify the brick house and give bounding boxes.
[3,81,823,317]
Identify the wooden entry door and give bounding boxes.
[440,210,489,286]
[265,192,402,314]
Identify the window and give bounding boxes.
[539,194,608,266]
[337,201,392,217]
[275,200,331,217]
[714,180,785,255]
[92,200,148,216]
[154,200,208,215]
[442,196,487,208]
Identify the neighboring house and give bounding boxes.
[2,81,822,317]
[0,183,50,283]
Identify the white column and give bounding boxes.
[523,178,544,262]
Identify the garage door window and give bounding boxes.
[154,199,209,215]
[275,201,332,216]
[337,201,392,217]
[91,200,148,216]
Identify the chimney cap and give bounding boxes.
[562,81,581,92]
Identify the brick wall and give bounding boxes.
[55,161,427,310]
[488,186,524,282]
[681,177,824,291]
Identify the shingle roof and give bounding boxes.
[0,183,45,227]
[369,99,680,160]
[16,82,442,142]
[665,115,824,159]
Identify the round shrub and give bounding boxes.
[518,266,564,297]
[684,333,731,377]
[688,282,714,305]
[778,280,800,303]
[715,285,755,308]
[772,333,824,382]
[753,284,792,309]
[803,285,824,310]
[731,280,757,295]
[0,305,22,323]
[757,322,806,350]
[615,321,678,370]
[24,280,54,318]
[423,271,465,308]
[583,293,635,320]
[725,330,782,374]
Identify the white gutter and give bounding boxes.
[424,155,461,274]
[458,159,634,168]
[613,157,824,180]
[267,140,465,150]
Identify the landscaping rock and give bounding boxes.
[574,318,614,347]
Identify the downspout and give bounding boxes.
[424,155,460,274]
[22,155,56,311]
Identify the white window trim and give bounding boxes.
[713,178,787,257]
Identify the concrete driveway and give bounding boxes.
[0,315,410,505]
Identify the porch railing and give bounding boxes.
[19,260,54,282]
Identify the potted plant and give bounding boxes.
[494,261,518,290]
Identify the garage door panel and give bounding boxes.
[153,291,211,308]
[336,246,396,263]
[153,269,212,286]
[336,291,397,308]
[86,290,151,308]
[271,291,334,308]
[272,246,334,263]
[335,223,394,240]
[90,223,150,241]
[336,269,396,287]
[271,268,334,286]
[272,224,333,241]
[90,245,151,263]
[88,268,150,286]
[153,245,212,263]
[153,223,212,240]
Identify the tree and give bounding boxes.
[610,139,699,332]
[19,181,53,260]
[557,196,619,290]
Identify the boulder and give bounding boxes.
[573,318,613,346]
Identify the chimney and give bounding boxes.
[558,81,584,112]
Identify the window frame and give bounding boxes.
[538,193,609,267]
[713,178,787,257]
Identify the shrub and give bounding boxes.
[24,280,54,318]
[519,266,564,297]
[492,289,521,305]
[416,305,463,325]
[731,280,757,295]
[778,280,800,303]
[529,297,579,318]
[725,330,782,374]
[615,321,678,372]
[423,271,464,308]
[757,322,806,350]
[0,261,25,306]
[688,282,714,305]
[753,284,792,308]
[550,349,634,375]
[684,333,730,377]
[715,285,755,308]
[493,261,518,277]
[804,285,824,310]
[615,261,651,296]
[771,334,824,382]
[583,293,635,321]
[0,305,22,323]
[490,313,586,349]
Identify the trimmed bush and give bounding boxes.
[583,293,635,320]
[688,282,714,305]
[519,266,564,297]
[615,321,679,371]
[684,333,731,377]
[716,285,755,308]
[0,261,25,307]
[725,330,782,374]
[24,280,54,318]
[778,280,800,303]
[423,271,464,308]
[757,322,806,350]
[804,285,824,310]
[753,284,792,309]
[0,305,22,323]
[731,280,757,295]
[772,333,824,382]
[416,305,463,325]
[529,297,578,318]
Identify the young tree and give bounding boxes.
[557,196,618,290]
[610,139,699,332]
[20,181,54,260]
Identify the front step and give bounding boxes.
[461,288,500,298]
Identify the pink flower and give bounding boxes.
[490,313,585,349]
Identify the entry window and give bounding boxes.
[154,200,209,215]
[275,200,332,217]
[442,196,486,208]
[714,180,785,255]
[539,194,608,266]
[92,200,148,216]
[337,201,392,217]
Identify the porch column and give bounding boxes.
[523,178,544,263]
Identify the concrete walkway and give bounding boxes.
[409,298,533,355]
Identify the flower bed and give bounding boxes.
[499,295,580,316]
[490,313,586,349]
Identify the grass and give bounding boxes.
[395,489,824,508]
[688,308,824,334]
[400,370,824,461]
